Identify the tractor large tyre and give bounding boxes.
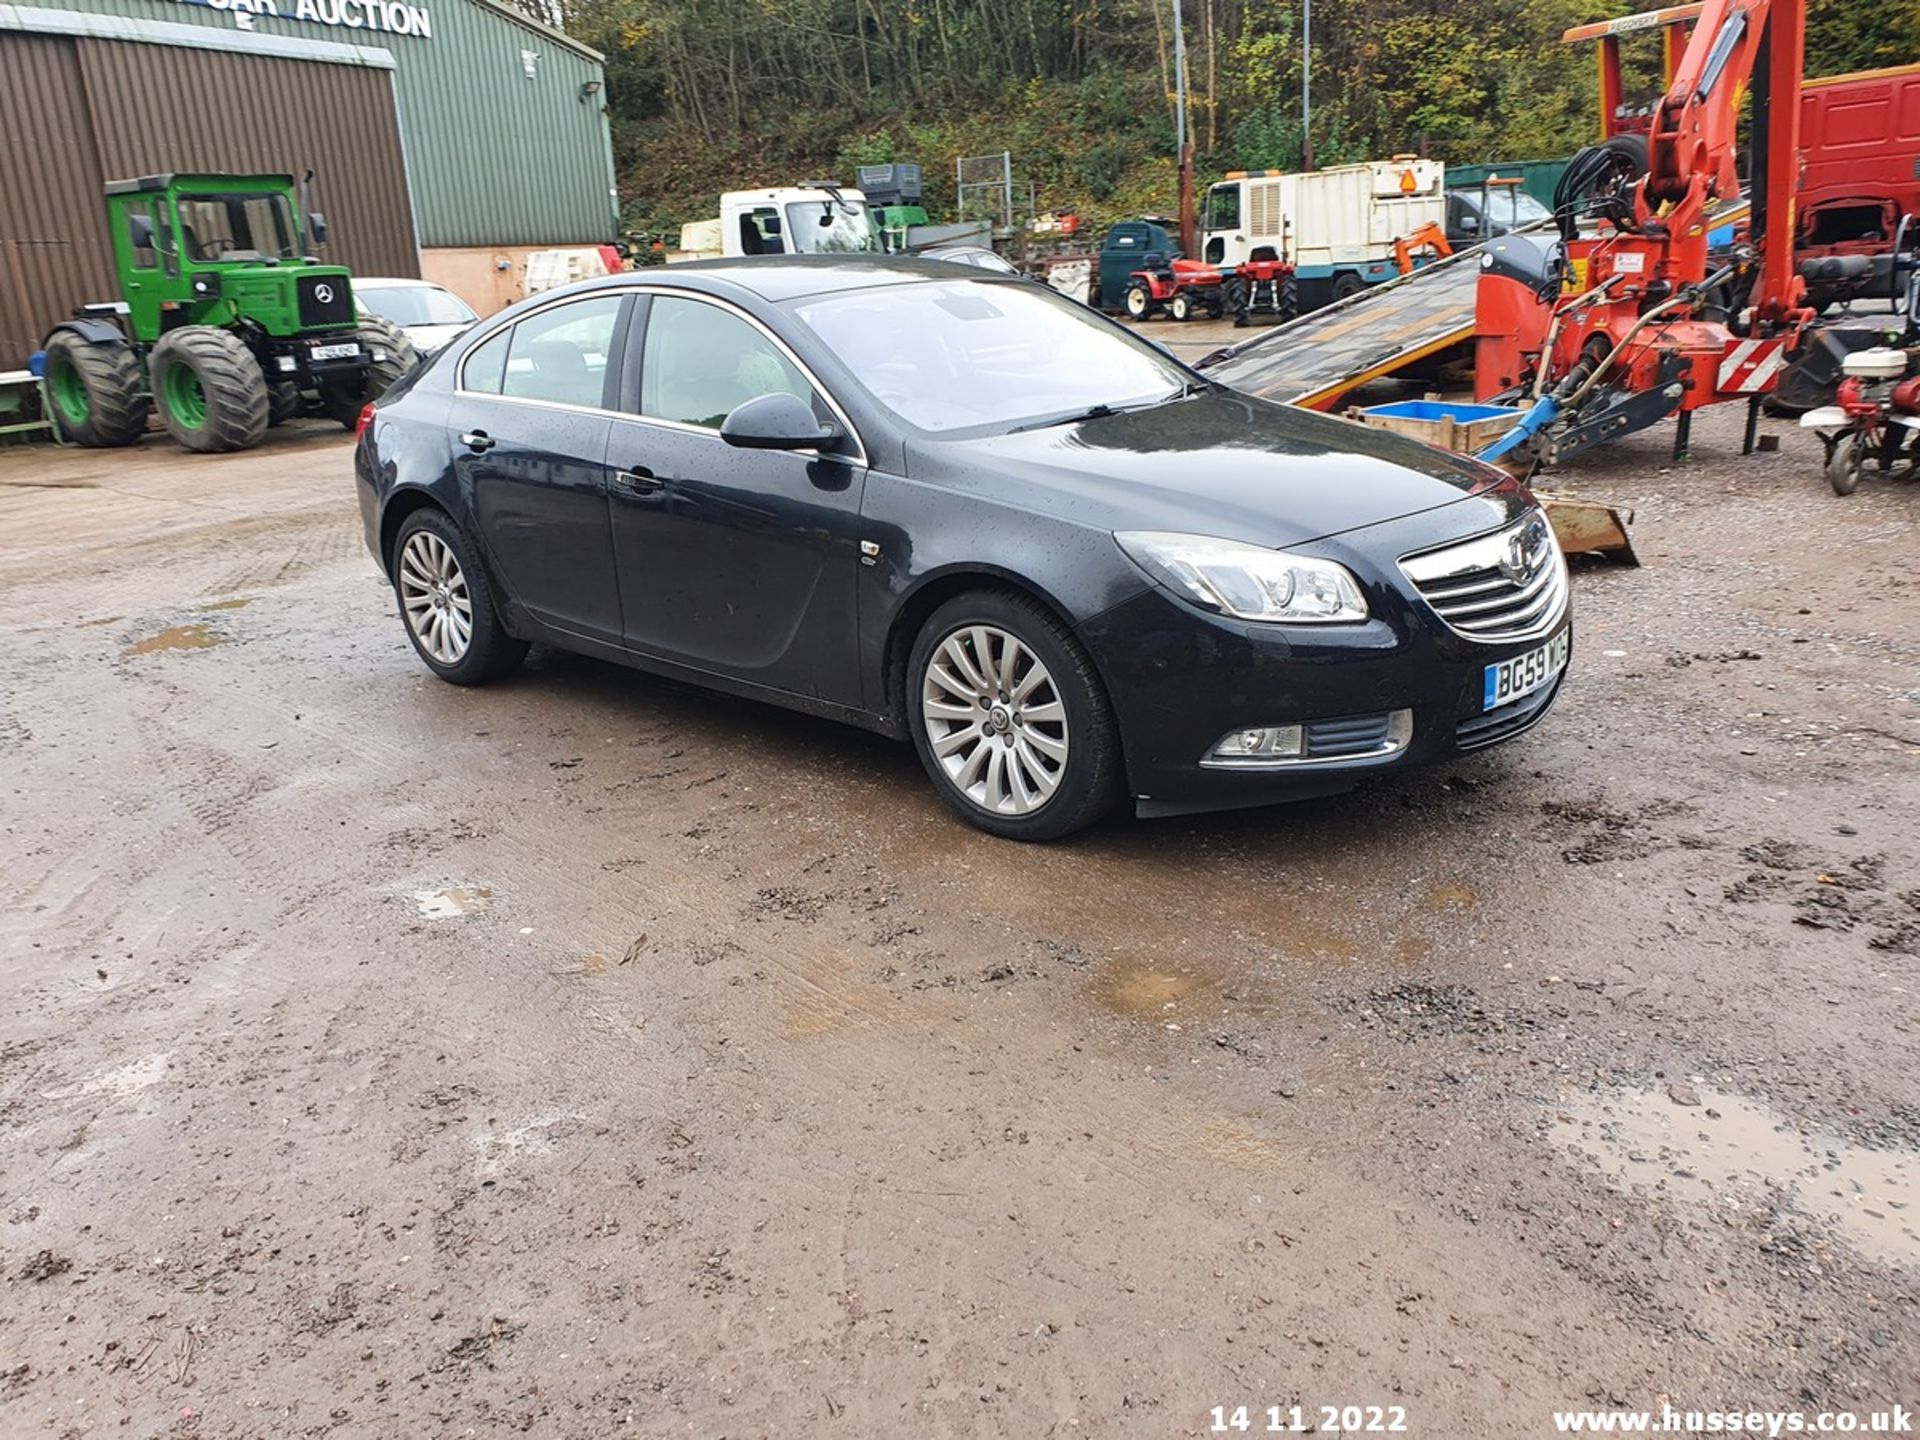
[1279,276,1301,321]
[320,317,419,429]
[1225,277,1250,327]
[42,330,149,447]
[268,381,302,427]
[149,326,269,453]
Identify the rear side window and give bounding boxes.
[461,328,511,394]
[500,295,623,409]
[126,201,157,271]
[640,296,815,430]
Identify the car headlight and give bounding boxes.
[1114,531,1369,623]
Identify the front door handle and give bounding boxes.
[459,430,494,453]
[613,467,664,494]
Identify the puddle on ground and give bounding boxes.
[124,623,223,656]
[198,597,252,612]
[1424,884,1477,909]
[1556,1086,1919,1267]
[414,885,492,919]
[1095,962,1208,1018]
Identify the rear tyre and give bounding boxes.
[42,330,148,447]
[907,590,1122,842]
[1827,434,1865,496]
[1224,277,1249,326]
[1330,272,1366,303]
[320,317,419,429]
[391,508,527,685]
[1279,275,1301,320]
[148,326,269,453]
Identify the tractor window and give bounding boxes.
[126,202,158,271]
[175,192,299,264]
[739,207,784,255]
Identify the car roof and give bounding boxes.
[568,255,1001,305]
[353,276,453,290]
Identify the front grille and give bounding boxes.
[1304,713,1393,759]
[297,274,354,328]
[1400,511,1568,643]
[1456,674,1563,749]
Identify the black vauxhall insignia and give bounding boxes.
[354,257,1572,840]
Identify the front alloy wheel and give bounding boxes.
[922,625,1070,816]
[907,590,1121,841]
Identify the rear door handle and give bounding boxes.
[613,467,665,494]
[459,430,494,453]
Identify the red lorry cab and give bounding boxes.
[1798,63,1920,274]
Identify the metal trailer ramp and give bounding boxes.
[1196,248,1484,410]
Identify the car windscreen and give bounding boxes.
[361,284,478,327]
[789,279,1190,436]
[1486,188,1552,228]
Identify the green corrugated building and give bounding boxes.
[0,0,619,361]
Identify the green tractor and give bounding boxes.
[41,172,417,453]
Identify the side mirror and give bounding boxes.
[1460,214,1480,233]
[719,392,840,451]
[763,215,782,237]
[308,212,329,246]
[128,213,154,250]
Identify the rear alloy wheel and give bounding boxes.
[392,509,527,685]
[908,591,1120,841]
[42,330,149,447]
[148,326,268,452]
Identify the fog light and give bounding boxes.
[1210,724,1304,761]
[275,355,297,373]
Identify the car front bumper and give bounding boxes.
[1080,576,1572,819]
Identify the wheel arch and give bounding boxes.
[880,565,1119,735]
[378,486,449,579]
[44,317,130,349]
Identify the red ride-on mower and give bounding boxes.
[1223,247,1300,327]
[1123,257,1230,322]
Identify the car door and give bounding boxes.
[449,292,628,645]
[605,292,867,705]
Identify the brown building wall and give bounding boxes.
[0,33,418,370]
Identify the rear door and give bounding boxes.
[448,292,628,644]
[604,291,867,705]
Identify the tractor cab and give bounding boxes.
[105,173,358,344]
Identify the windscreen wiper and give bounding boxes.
[1006,384,1206,435]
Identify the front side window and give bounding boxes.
[640,296,815,430]
[500,295,622,408]
[174,193,298,262]
[1206,185,1240,233]
[792,278,1187,436]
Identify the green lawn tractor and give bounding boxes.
[41,173,417,453]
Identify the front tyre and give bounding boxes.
[321,317,420,428]
[907,591,1121,841]
[391,509,528,685]
[148,326,269,453]
[1123,281,1154,321]
[1827,433,1865,495]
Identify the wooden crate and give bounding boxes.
[1354,398,1523,456]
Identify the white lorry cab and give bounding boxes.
[676,185,885,261]
[1201,157,1446,309]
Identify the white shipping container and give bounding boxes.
[1201,157,1446,294]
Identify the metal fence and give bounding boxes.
[955,151,1014,229]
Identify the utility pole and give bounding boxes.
[1172,0,1195,256]
[1301,0,1314,171]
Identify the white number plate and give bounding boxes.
[310,342,360,361]
[1483,629,1570,710]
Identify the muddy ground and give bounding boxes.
[2,397,1916,1439]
